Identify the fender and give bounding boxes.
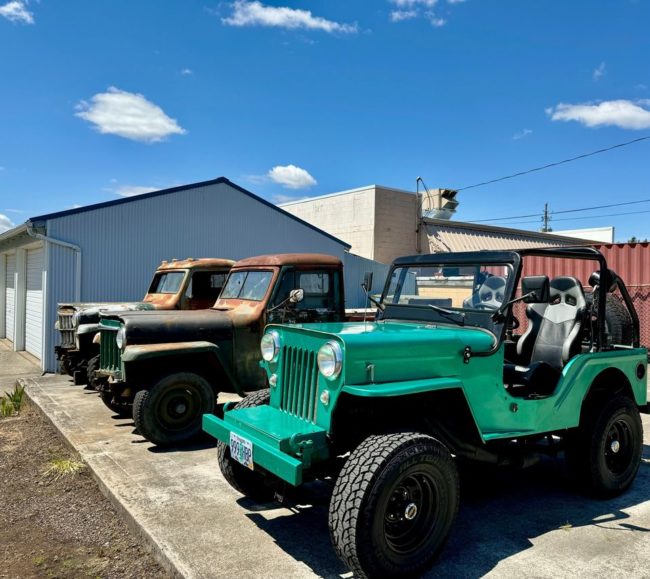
[121,341,245,397]
[77,323,100,336]
[342,376,463,398]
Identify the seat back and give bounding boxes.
[516,303,547,363]
[530,276,586,370]
[463,275,506,310]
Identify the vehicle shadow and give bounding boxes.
[240,445,650,578]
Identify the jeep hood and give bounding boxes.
[104,309,234,346]
[276,321,497,385]
[68,302,156,326]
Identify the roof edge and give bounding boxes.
[0,223,28,243]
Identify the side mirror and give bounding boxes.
[289,288,304,303]
[362,271,373,292]
[521,275,550,303]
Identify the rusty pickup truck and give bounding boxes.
[55,258,234,384]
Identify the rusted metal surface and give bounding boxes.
[232,253,342,268]
[156,258,235,271]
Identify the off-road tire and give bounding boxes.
[566,395,643,496]
[99,390,132,418]
[133,372,215,446]
[217,389,274,502]
[586,292,634,346]
[329,432,460,578]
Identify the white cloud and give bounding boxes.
[75,87,186,143]
[391,0,438,5]
[181,68,193,75]
[513,128,533,140]
[0,213,15,234]
[547,99,650,130]
[427,13,446,26]
[222,1,357,34]
[4,208,25,213]
[0,1,34,24]
[390,10,418,21]
[116,185,160,197]
[273,193,309,204]
[593,61,606,81]
[268,165,317,189]
[447,0,466,3]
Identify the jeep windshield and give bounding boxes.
[148,271,186,294]
[384,263,513,314]
[219,270,273,301]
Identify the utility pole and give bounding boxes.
[541,203,552,232]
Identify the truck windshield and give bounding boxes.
[384,263,512,312]
[149,271,186,294]
[220,270,273,301]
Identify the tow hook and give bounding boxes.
[463,346,472,364]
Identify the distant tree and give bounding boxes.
[628,236,639,243]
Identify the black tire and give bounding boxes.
[217,389,274,502]
[86,355,107,391]
[567,395,643,496]
[329,432,460,579]
[586,292,634,346]
[99,390,132,418]
[132,372,216,446]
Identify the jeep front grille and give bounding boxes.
[57,312,76,348]
[279,346,319,423]
[99,327,121,373]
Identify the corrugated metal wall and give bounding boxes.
[43,243,78,371]
[343,253,390,308]
[42,181,349,371]
[522,243,650,347]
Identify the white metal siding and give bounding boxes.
[25,246,43,358]
[5,254,16,342]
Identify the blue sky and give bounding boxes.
[1,0,649,240]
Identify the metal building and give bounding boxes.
[281,185,588,264]
[0,177,379,372]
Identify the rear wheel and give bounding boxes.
[329,432,459,578]
[86,355,107,391]
[567,395,643,496]
[217,389,274,502]
[133,372,215,446]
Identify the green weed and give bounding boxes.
[43,457,86,481]
[0,383,26,417]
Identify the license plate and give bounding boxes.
[230,432,254,470]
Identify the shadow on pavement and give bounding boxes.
[241,445,650,578]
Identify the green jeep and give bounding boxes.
[203,247,648,578]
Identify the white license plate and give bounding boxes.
[230,432,254,470]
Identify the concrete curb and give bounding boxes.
[21,377,186,579]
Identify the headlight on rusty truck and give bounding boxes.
[318,341,342,380]
[115,327,127,350]
[261,331,280,362]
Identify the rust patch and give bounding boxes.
[156,258,235,270]
[232,253,342,268]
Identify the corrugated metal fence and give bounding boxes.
[522,243,650,347]
[343,253,390,308]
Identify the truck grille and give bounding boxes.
[57,312,76,348]
[99,327,121,373]
[279,346,319,423]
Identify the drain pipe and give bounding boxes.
[26,222,82,301]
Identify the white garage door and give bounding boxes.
[5,254,16,343]
[25,246,44,358]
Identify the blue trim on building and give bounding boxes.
[28,177,351,250]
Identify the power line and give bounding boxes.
[469,197,650,224]
[487,208,650,227]
[456,135,650,192]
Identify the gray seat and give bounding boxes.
[463,275,506,310]
[505,276,586,397]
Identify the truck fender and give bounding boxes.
[77,323,100,336]
[121,341,245,397]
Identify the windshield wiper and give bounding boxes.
[428,304,465,326]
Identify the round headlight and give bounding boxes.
[317,341,342,380]
[115,327,127,350]
[260,331,280,362]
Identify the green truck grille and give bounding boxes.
[279,346,319,423]
[99,327,121,373]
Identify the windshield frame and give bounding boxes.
[147,270,188,295]
[218,268,276,302]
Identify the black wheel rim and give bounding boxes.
[157,385,201,431]
[382,469,439,556]
[604,417,634,475]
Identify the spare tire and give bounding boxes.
[585,292,634,346]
